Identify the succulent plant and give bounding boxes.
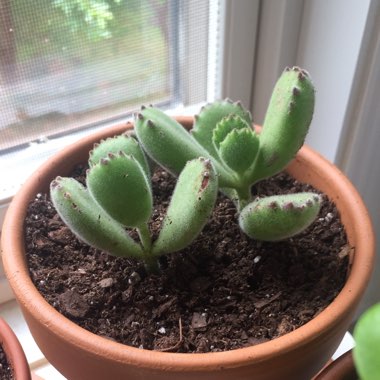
[135,66,321,241]
[50,134,218,272]
[50,66,323,273]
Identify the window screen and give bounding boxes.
[0,0,215,154]
[0,0,221,295]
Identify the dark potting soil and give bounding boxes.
[25,166,349,353]
[0,345,14,380]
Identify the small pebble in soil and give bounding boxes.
[128,272,141,285]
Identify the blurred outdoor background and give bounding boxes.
[0,0,172,150]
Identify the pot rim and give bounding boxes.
[1,116,375,372]
[0,317,31,380]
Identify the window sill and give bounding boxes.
[0,298,354,379]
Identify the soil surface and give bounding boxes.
[25,166,349,353]
[0,345,14,380]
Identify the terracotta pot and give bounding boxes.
[1,117,375,380]
[0,317,31,380]
[315,351,357,380]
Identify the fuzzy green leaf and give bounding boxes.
[50,177,143,258]
[212,114,251,150]
[218,128,259,175]
[135,106,236,188]
[239,192,321,241]
[153,158,218,255]
[191,99,252,159]
[135,107,209,175]
[87,152,152,228]
[353,303,380,380]
[252,67,315,183]
[89,134,150,179]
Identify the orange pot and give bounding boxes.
[314,351,357,380]
[0,317,31,380]
[1,117,375,380]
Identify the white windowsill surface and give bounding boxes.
[0,298,354,380]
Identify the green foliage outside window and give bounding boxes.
[9,0,168,63]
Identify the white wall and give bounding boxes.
[336,0,380,312]
[251,0,371,163]
[296,0,371,162]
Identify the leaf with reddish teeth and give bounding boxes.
[153,158,218,255]
[218,127,259,175]
[89,134,150,180]
[192,99,252,159]
[134,106,236,188]
[212,114,250,151]
[134,108,208,175]
[239,192,321,241]
[251,66,315,183]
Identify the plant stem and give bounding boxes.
[137,223,160,273]
[144,256,160,273]
[137,223,152,251]
[235,185,252,211]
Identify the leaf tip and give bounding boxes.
[147,119,155,128]
[292,86,300,96]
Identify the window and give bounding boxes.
[3,1,165,152]
[0,0,214,153]
[0,0,223,301]
[0,0,260,302]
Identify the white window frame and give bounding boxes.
[218,0,260,105]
